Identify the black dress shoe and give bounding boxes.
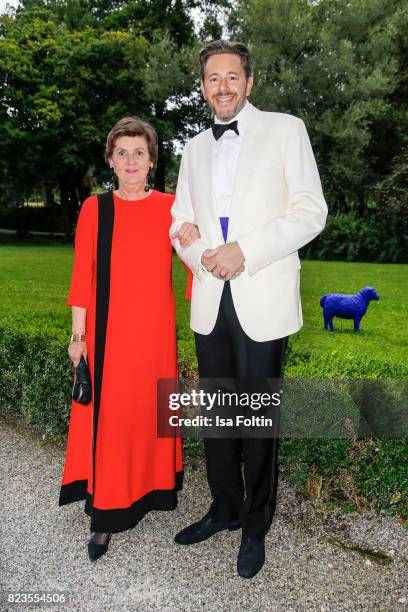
[237,536,265,578]
[174,514,241,545]
[88,533,111,562]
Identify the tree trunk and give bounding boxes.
[59,179,78,239]
[155,140,166,192]
[77,165,92,204]
[154,102,167,192]
[59,180,71,238]
[43,182,56,207]
[77,179,90,205]
[69,184,79,219]
[10,182,25,208]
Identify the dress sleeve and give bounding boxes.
[181,261,192,301]
[66,196,97,308]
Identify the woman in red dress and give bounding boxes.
[59,117,197,561]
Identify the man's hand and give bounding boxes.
[201,242,245,281]
[171,222,200,248]
[231,265,245,279]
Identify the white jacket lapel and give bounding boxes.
[197,129,224,243]
[230,106,264,231]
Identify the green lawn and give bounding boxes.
[295,260,407,366]
[1,244,407,518]
[0,244,406,367]
[0,244,73,316]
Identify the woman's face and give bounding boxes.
[110,135,153,189]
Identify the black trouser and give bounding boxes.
[195,282,287,538]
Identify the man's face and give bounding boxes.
[201,53,253,122]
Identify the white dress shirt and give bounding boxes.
[212,101,252,219]
[172,101,252,267]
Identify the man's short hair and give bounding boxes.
[199,40,253,81]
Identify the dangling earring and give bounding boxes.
[145,167,153,192]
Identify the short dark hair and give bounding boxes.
[105,116,158,170]
[199,40,253,81]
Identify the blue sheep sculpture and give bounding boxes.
[320,287,379,332]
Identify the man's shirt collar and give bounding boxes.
[214,100,252,139]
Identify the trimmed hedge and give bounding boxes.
[300,212,408,264]
[284,341,408,379]
[0,312,72,434]
[0,206,65,234]
[1,308,407,521]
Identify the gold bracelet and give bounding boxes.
[70,333,86,342]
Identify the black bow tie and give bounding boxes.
[211,120,239,140]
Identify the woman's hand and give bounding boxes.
[68,341,87,368]
[70,307,87,367]
[172,222,200,248]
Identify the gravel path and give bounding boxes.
[1,415,407,612]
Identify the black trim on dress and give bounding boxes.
[59,192,183,532]
[59,479,87,506]
[93,191,115,504]
[59,471,184,534]
[85,471,184,533]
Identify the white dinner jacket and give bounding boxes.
[170,103,328,341]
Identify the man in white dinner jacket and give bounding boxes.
[170,40,327,579]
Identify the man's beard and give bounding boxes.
[209,92,247,122]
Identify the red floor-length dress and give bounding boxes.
[59,190,183,533]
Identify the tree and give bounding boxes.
[0,7,148,230]
[0,0,210,232]
[230,0,405,214]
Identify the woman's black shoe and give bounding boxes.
[88,532,111,562]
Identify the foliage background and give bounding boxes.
[0,1,407,521]
[0,245,407,520]
[0,0,407,260]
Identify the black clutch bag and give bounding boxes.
[72,355,92,404]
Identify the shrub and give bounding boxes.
[0,206,65,234]
[301,212,407,263]
[0,311,72,435]
[1,308,407,519]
